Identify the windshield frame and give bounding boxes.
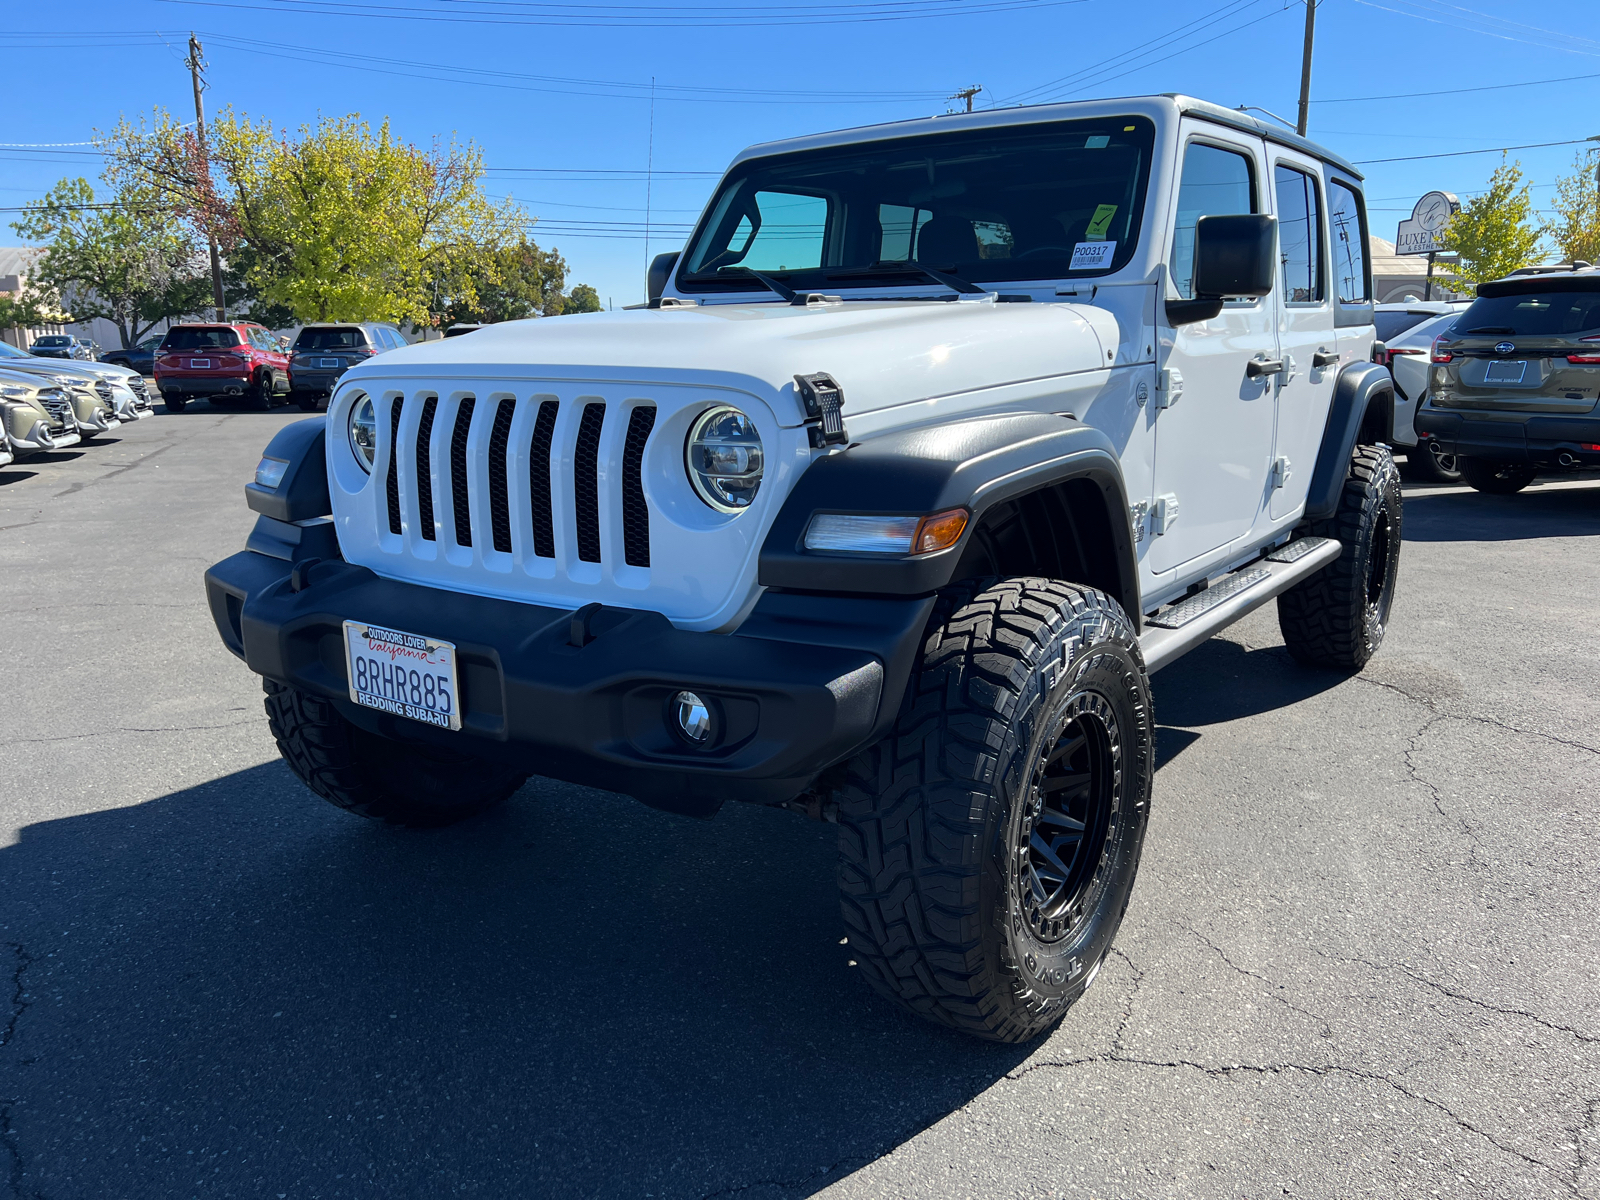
[676,115,1157,296]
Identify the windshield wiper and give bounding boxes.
[1465,326,1516,335]
[718,267,797,301]
[826,262,989,296]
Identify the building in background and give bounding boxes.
[1369,236,1466,303]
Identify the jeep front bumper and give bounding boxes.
[204,548,933,813]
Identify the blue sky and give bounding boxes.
[3,0,1593,308]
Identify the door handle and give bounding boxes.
[1246,357,1284,379]
[1312,349,1339,369]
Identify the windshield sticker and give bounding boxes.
[1070,241,1117,270]
[1085,204,1118,241]
[1085,135,1110,149]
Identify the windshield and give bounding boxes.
[679,117,1155,294]
[1455,290,1600,337]
[34,336,70,346]
[161,326,241,351]
[295,326,368,351]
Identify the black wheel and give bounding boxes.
[163,394,187,413]
[247,370,275,411]
[1403,439,1462,484]
[1459,457,1537,495]
[293,391,321,413]
[263,679,527,827]
[1278,444,1402,670]
[835,578,1154,1044]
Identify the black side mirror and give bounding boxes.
[647,251,680,303]
[1167,214,1277,326]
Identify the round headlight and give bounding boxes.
[347,393,377,472]
[685,405,763,513]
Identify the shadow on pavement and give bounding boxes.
[1402,480,1600,542]
[0,470,39,486]
[1153,634,1347,731]
[0,763,1030,1198]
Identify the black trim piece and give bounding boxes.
[415,395,438,542]
[488,397,516,554]
[1165,298,1224,326]
[244,417,330,522]
[574,401,606,563]
[621,405,656,568]
[1306,361,1392,519]
[385,397,403,535]
[529,399,559,559]
[1334,300,1375,328]
[759,412,1139,618]
[450,397,477,548]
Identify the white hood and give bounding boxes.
[349,299,1119,425]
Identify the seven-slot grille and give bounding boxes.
[381,390,656,569]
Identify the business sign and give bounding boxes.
[1396,191,1460,256]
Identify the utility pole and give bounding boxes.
[186,33,226,322]
[1296,0,1316,137]
[950,85,982,114]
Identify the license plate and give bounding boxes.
[190,358,210,368]
[342,620,461,731]
[319,358,341,368]
[1485,360,1527,383]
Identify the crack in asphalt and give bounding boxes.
[1174,923,1332,1033]
[47,416,225,502]
[1572,1096,1599,1189]
[10,718,258,746]
[1393,708,1492,870]
[1356,675,1600,758]
[2,945,35,1200]
[1,945,30,1052]
[1313,948,1600,1046]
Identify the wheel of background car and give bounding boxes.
[248,369,275,411]
[164,395,187,413]
[295,393,321,413]
[834,577,1153,1043]
[1458,457,1537,495]
[1277,445,1402,670]
[1014,245,1077,260]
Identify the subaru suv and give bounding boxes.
[156,323,290,412]
[1417,269,1600,493]
[288,323,406,412]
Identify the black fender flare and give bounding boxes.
[245,417,330,522]
[759,412,1140,616]
[1306,362,1393,521]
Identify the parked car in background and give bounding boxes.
[0,367,81,454]
[29,334,97,361]
[442,323,483,338]
[1418,267,1600,493]
[0,340,157,424]
[156,323,290,412]
[287,322,407,412]
[1373,301,1471,482]
[100,335,163,375]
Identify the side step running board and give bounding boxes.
[1139,537,1342,673]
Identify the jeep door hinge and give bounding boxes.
[1271,456,1292,490]
[1129,500,1149,542]
[1156,367,1183,409]
[1153,493,1179,535]
[794,372,848,448]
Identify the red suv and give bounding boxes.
[155,323,290,412]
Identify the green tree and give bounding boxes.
[0,286,65,333]
[1440,159,1543,286]
[561,283,601,314]
[1545,151,1600,266]
[428,236,600,325]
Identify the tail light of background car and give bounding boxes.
[1431,335,1454,364]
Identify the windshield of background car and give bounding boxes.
[679,117,1156,292]
[1453,288,1600,337]
[0,342,28,358]
[294,327,367,351]
[162,326,240,351]
[34,336,70,346]
[1375,311,1436,341]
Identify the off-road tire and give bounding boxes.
[1278,444,1402,670]
[263,679,527,827]
[164,395,187,413]
[835,578,1154,1044]
[1459,457,1537,495]
[1402,439,1462,484]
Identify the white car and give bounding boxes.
[0,340,156,424]
[1374,301,1469,481]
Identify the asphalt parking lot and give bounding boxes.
[3,403,1598,1200]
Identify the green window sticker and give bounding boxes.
[1085,203,1118,241]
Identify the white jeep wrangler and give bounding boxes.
[207,94,1400,1043]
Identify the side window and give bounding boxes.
[1328,180,1369,304]
[877,204,930,262]
[1170,142,1257,299]
[1275,164,1323,303]
[736,191,829,273]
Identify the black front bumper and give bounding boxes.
[204,546,933,813]
[1417,406,1600,466]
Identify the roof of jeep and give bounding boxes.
[728,94,1361,181]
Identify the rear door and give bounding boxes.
[1267,150,1338,522]
[1150,127,1277,575]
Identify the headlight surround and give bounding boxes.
[0,385,29,400]
[685,405,763,513]
[347,393,377,472]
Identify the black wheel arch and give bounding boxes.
[758,412,1142,623]
[1306,361,1394,520]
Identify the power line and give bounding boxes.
[1316,70,1600,105]
[1352,138,1592,165]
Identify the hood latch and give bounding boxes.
[795,372,848,448]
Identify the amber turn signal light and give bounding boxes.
[913,508,968,555]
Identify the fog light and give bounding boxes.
[255,456,289,489]
[673,691,712,744]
